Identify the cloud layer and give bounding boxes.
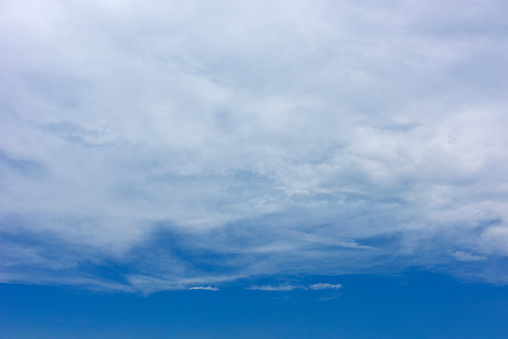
[1,0,508,292]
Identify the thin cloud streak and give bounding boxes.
[189,286,220,291]
[246,283,342,291]
[246,284,299,292]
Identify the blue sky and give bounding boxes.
[1,0,508,337]
[2,272,508,338]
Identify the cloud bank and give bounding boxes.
[1,0,508,293]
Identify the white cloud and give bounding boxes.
[189,286,220,291]
[1,0,508,292]
[309,283,342,290]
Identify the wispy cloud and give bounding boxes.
[246,284,300,292]
[247,283,342,291]
[189,286,220,291]
[452,251,486,262]
[1,0,508,293]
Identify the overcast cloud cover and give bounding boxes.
[1,0,508,293]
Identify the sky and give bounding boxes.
[1,0,508,337]
[2,272,508,338]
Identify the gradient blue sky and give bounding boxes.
[1,0,508,337]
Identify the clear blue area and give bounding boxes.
[2,272,507,338]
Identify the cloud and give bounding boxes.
[189,286,220,291]
[452,251,486,262]
[1,0,508,292]
[308,283,342,290]
[246,284,299,292]
[247,283,342,291]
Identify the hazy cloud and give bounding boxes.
[452,251,487,262]
[247,284,299,292]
